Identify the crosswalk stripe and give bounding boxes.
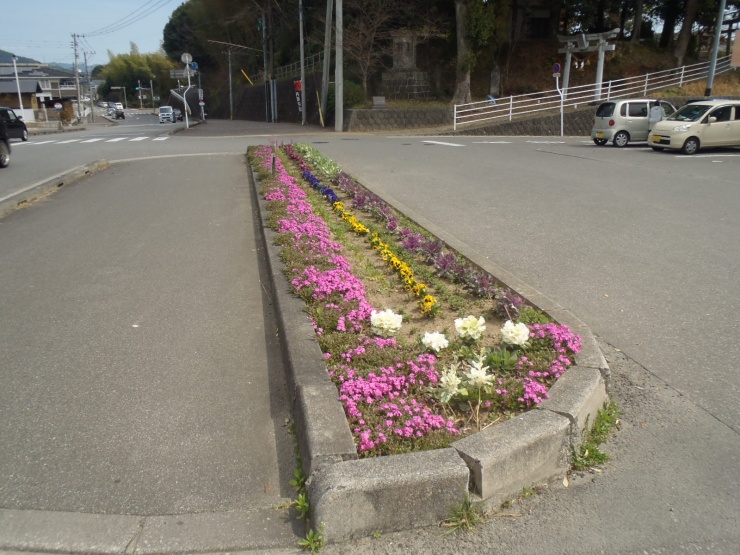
[152,137,169,141]
[105,138,128,142]
[56,139,81,144]
[80,138,104,143]
[422,140,465,147]
[129,137,149,141]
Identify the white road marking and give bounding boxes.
[56,139,81,144]
[105,137,128,142]
[152,137,169,141]
[527,140,565,144]
[80,138,104,143]
[472,141,512,144]
[422,140,465,147]
[129,137,149,141]
[674,153,740,158]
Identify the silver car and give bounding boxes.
[592,98,676,147]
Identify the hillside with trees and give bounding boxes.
[96,1,738,116]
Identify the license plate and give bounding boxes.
[652,135,661,142]
[596,132,604,138]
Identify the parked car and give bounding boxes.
[114,102,124,110]
[158,105,174,123]
[99,101,108,108]
[649,100,740,154]
[113,108,125,120]
[591,98,676,147]
[0,118,11,168]
[0,106,29,142]
[173,108,183,121]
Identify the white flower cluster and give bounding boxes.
[422,332,449,352]
[370,309,403,337]
[454,315,486,341]
[501,320,530,346]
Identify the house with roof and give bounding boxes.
[1,49,87,122]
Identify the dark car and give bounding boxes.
[0,106,29,142]
[0,118,11,168]
[109,107,125,120]
[173,108,183,121]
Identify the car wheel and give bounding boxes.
[681,137,699,155]
[593,138,608,146]
[651,146,664,152]
[613,131,629,147]
[21,129,28,142]
[0,142,9,168]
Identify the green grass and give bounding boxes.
[442,496,487,533]
[573,402,620,471]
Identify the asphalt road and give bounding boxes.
[1,119,738,553]
[0,139,302,548]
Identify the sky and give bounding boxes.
[1,0,180,67]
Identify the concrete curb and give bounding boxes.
[0,160,110,220]
[248,153,610,543]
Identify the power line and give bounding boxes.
[83,0,173,37]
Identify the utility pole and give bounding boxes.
[335,0,343,131]
[72,33,82,120]
[705,0,727,96]
[84,51,94,122]
[321,0,334,123]
[299,0,306,125]
[138,79,143,109]
[228,49,233,120]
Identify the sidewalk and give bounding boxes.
[0,154,303,552]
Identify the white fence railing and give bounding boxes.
[454,55,735,130]
[254,52,324,84]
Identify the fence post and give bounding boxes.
[509,96,513,121]
[644,73,649,96]
[607,80,612,100]
[679,66,685,87]
[453,103,457,131]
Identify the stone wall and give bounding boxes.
[344,108,451,132]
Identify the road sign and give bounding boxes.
[181,52,192,64]
[54,102,62,111]
[170,69,196,78]
[553,63,561,74]
[190,62,198,71]
[199,101,205,107]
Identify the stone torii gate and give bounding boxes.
[557,29,618,100]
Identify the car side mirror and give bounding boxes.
[708,116,717,123]
[17,115,23,120]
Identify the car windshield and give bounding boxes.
[667,104,712,122]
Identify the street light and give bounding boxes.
[11,55,24,118]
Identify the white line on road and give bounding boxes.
[56,139,82,144]
[673,153,740,158]
[129,137,149,141]
[80,138,105,143]
[527,140,565,144]
[422,140,465,147]
[105,138,128,142]
[472,141,512,144]
[152,137,169,141]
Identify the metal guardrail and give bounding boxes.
[454,55,735,130]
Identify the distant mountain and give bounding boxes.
[49,62,75,71]
[0,49,39,64]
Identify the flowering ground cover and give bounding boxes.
[249,143,581,457]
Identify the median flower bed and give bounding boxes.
[249,144,581,457]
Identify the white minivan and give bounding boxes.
[158,106,174,124]
[591,98,676,147]
[649,100,740,154]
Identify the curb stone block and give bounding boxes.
[307,449,470,542]
[452,410,571,509]
[537,366,608,449]
[295,384,358,477]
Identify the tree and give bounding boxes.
[673,0,700,65]
[343,0,397,99]
[631,0,645,41]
